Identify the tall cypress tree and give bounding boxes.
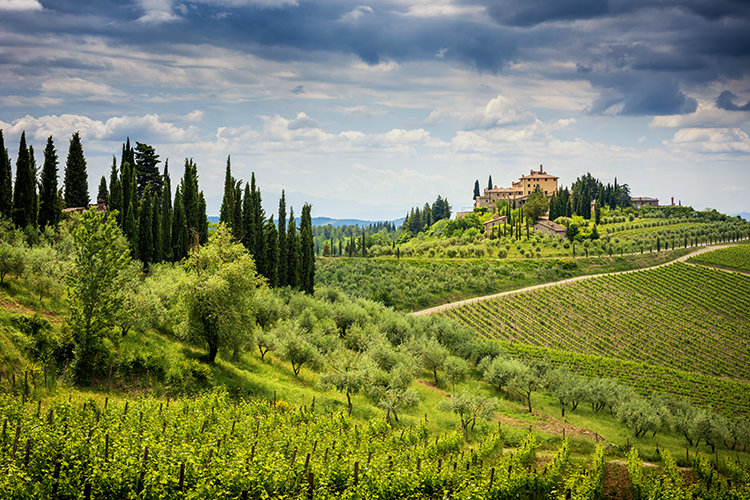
[277,190,287,286]
[181,158,199,242]
[286,207,299,289]
[161,162,172,262]
[125,199,138,259]
[12,131,36,229]
[152,191,162,263]
[172,187,188,261]
[138,185,154,264]
[233,181,243,240]
[198,192,208,245]
[473,180,480,200]
[134,142,161,200]
[39,136,61,231]
[109,158,122,224]
[97,176,109,203]
[253,177,265,257]
[242,182,254,251]
[0,130,12,219]
[300,203,314,294]
[121,160,133,227]
[264,215,278,287]
[219,156,235,229]
[488,175,493,191]
[63,132,89,208]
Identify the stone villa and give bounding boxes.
[474,166,559,209]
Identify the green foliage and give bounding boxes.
[177,223,266,363]
[689,244,750,273]
[38,136,61,231]
[0,130,12,220]
[12,131,36,230]
[523,185,549,222]
[438,389,498,439]
[66,208,131,384]
[63,131,89,209]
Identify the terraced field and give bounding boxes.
[438,262,750,415]
[688,244,750,273]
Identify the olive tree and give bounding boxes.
[438,390,498,439]
[178,223,265,363]
[319,349,371,414]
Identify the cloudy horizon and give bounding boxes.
[1,0,748,220]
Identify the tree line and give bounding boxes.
[0,130,315,293]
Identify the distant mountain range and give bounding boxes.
[207,215,406,228]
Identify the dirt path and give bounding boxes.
[412,242,745,316]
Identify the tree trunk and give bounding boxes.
[346,393,352,415]
[433,369,438,385]
[208,343,218,363]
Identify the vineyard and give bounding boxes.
[438,262,750,414]
[0,391,592,500]
[689,244,750,273]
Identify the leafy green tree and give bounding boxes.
[443,355,469,395]
[38,137,61,231]
[274,320,323,376]
[134,142,161,200]
[410,336,448,384]
[67,208,131,384]
[565,223,579,242]
[97,176,108,203]
[320,350,371,415]
[438,390,498,439]
[523,185,549,222]
[0,241,25,284]
[63,132,89,209]
[177,223,265,363]
[13,131,36,229]
[23,244,68,301]
[617,396,665,438]
[0,130,12,219]
[253,289,285,359]
[300,203,315,294]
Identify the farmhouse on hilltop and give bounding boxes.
[474,166,558,209]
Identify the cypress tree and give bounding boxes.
[300,203,314,294]
[134,142,161,200]
[0,130,12,219]
[277,190,287,286]
[286,207,299,288]
[97,176,109,203]
[253,176,265,257]
[39,136,61,231]
[488,175,493,191]
[473,180,480,200]
[152,191,162,262]
[242,182,254,251]
[109,158,122,225]
[181,158,199,241]
[198,192,208,245]
[138,185,154,264]
[63,132,89,208]
[125,199,138,259]
[264,215,278,287]
[219,156,235,229]
[172,187,188,261]
[121,161,133,227]
[12,131,36,229]
[233,180,243,240]
[161,162,173,262]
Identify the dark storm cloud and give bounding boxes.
[2,0,748,117]
[716,91,750,111]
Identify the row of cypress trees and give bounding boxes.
[1,130,315,293]
[0,130,89,235]
[218,158,315,294]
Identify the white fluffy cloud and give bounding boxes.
[0,0,41,10]
[664,128,750,154]
[650,102,750,129]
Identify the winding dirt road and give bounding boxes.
[411,242,745,316]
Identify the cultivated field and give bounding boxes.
[688,243,750,273]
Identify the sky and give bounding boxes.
[0,0,749,220]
